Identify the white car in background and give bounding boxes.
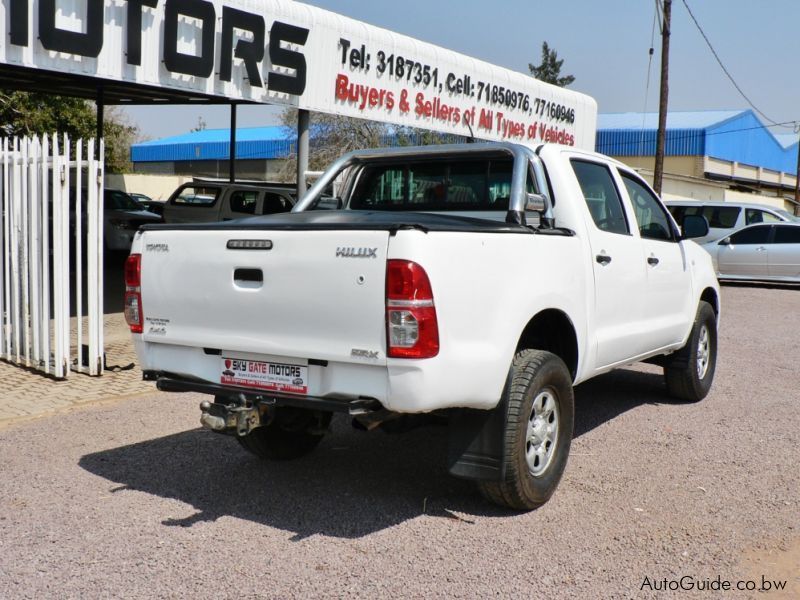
[666,199,798,244]
[701,222,800,283]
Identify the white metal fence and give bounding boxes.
[1,135,105,378]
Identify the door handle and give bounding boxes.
[647,256,660,266]
[755,246,767,252]
[596,253,612,266]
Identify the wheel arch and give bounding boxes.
[700,287,719,317]
[515,309,579,380]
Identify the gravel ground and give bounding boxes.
[1,284,798,599]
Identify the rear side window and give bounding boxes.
[172,185,220,207]
[571,160,629,235]
[261,193,291,214]
[729,225,771,245]
[668,205,688,223]
[229,191,258,214]
[348,158,528,211]
[774,226,800,244]
[704,206,740,228]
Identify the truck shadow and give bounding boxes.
[79,367,673,539]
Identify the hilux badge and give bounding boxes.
[336,247,378,258]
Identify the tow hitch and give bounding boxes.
[199,395,266,437]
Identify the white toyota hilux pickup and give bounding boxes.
[126,142,719,509]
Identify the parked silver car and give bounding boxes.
[701,222,800,282]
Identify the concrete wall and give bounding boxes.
[132,159,292,181]
[106,174,191,201]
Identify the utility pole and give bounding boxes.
[653,0,671,196]
[794,128,800,216]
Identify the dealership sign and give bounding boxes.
[0,0,597,148]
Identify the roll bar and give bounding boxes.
[291,142,553,227]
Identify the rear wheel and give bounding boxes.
[478,350,574,510]
[664,301,717,402]
[236,407,332,460]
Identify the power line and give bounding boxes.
[680,0,794,129]
[638,3,659,154]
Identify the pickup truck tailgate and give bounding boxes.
[139,228,390,365]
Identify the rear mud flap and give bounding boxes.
[447,371,511,482]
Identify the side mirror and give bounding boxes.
[718,237,731,246]
[313,196,343,210]
[525,193,547,213]
[681,214,709,239]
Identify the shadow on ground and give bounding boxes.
[80,367,676,538]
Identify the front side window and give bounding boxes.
[228,191,258,215]
[729,225,771,245]
[571,160,629,235]
[261,193,291,214]
[704,206,740,228]
[745,209,781,225]
[620,173,674,241]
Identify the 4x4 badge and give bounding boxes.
[336,247,377,258]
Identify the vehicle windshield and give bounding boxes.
[105,190,145,211]
[348,157,533,211]
[776,209,800,222]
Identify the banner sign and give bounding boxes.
[0,0,597,149]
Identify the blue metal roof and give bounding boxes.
[131,126,462,163]
[596,110,798,174]
[131,126,295,162]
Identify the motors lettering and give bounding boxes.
[230,360,301,378]
[6,0,309,95]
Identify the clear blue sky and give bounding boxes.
[122,0,800,141]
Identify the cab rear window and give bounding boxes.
[349,158,532,211]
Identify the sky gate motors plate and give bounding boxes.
[221,357,308,394]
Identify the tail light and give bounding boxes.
[386,260,439,358]
[124,253,143,334]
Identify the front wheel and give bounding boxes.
[664,301,718,402]
[478,350,575,510]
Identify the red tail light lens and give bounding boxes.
[124,254,143,334]
[386,260,439,358]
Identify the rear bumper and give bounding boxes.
[150,372,382,416]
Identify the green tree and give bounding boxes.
[528,41,575,88]
[278,109,391,182]
[278,108,463,181]
[0,91,138,173]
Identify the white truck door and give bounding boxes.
[617,171,693,349]
[570,159,649,367]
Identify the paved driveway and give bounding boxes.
[1,285,798,598]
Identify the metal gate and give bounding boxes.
[1,135,105,378]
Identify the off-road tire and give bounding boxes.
[664,301,717,402]
[478,350,574,510]
[237,408,332,460]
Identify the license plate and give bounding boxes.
[220,357,308,394]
